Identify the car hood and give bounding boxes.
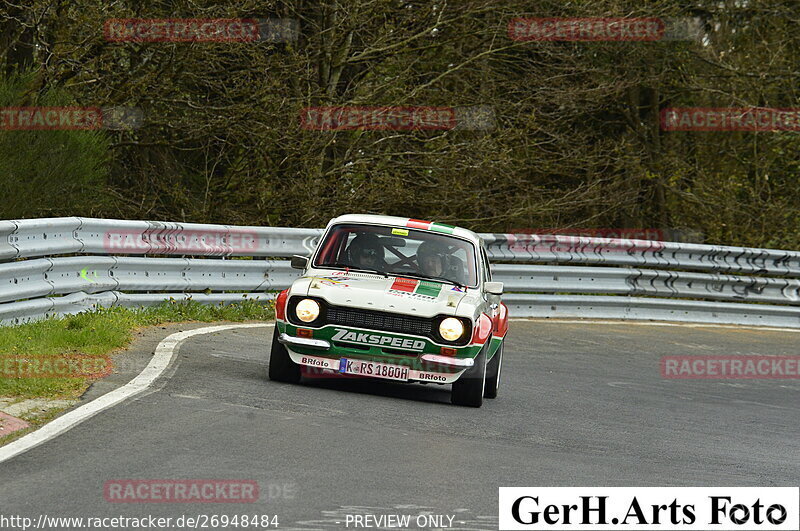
[291,270,472,319]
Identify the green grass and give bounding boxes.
[0,299,275,400]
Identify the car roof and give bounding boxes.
[326,214,483,246]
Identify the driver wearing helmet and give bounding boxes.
[347,232,386,270]
[416,240,449,277]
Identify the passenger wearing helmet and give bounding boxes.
[416,240,448,277]
[347,232,386,270]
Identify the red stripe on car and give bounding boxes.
[406,219,432,230]
[390,277,418,292]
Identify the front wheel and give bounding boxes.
[484,342,503,398]
[451,343,487,407]
[268,326,300,383]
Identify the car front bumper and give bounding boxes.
[278,333,474,369]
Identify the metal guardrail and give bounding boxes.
[2,217,322,260]
[0,255,296,325]
[0,291,272,325]
[492,264,800,305]
[5,217,800,275]
[482,234,800,276]
[0,256,297,303]
[0,217,798,328]
[503,294,800,329]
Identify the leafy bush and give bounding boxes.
[0,71,110,219]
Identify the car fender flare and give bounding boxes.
[471,312,493,346]
[493,301,509,339]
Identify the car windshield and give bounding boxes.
[313,223,478,287]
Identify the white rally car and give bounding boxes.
[269,214,508,407]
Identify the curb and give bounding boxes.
[0,323,272,464]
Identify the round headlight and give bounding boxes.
[439,317,465,342]
[295,299,320,323]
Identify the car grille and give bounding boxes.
[326,306,433,338]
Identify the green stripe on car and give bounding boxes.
[430,223,455,234]
[416,280,442,297]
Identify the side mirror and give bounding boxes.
[290,255,309,270]
[484,281,504,296]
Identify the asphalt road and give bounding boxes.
[0,321,798,530]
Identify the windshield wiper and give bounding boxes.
[386,271,464,289]
[320,263,388,277]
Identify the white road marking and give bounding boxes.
[0,323,272,464]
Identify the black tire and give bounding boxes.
[484,341,503,399]
[451,343,487,407]
[268,326,301,383]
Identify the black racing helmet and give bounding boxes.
[416,240,450,274]
[416,239,449,261]
[347,232,383,266]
